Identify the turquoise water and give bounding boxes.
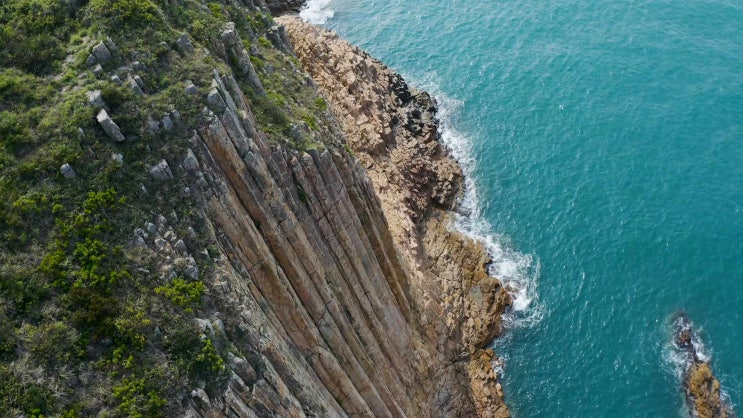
[302,0,743,415]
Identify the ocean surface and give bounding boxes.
[299,0,743,416]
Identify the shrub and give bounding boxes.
[314,97,328,112]
[112,373,167,418]
[18,321,80,368]
[40,188,132,290]
[0,365,55,416]
[88,0,163,34]
[192,338,224,376]
[0,0,82,74]
[155,278,205,312]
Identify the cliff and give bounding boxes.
[0,1,509,416]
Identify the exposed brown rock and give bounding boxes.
[673,312,735,418]
[688,362,728,418]
[278,16,512,416]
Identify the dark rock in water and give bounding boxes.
[265,0,305,15]
[672,312,735,418]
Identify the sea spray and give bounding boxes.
[423,79,545,330]
[299,0,335,24]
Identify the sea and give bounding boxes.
[298,0,743,416]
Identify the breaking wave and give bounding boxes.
[299,0,335,24]
[421,77,545,329]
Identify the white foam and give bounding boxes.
[662,339,687,382]
[299,0,335,24]
[419,76,544,330]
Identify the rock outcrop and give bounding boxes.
[673,312,735,418]
[265,0,306,15]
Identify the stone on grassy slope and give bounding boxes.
[96,109,125,142]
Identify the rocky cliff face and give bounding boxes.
[182,13,512,418]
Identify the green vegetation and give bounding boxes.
[0,0,84,74]
[0,0,338,414]
[156,277,205,312]
[89,0,164,33]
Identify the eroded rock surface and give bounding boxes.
[278,16,512,416]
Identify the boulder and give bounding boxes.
[184,80,198,95]
[206,89,226,113]
[149,159,174,180]
[86,90,109,111]
[132,60,148,72]
[85,54,97,67]
[266,25,292,54]
[182,148,200,171]
[147,118,160,134]
[96,109,125,142]
[130,78,144,96]
[105,36,117,51]
[221,22,238,46]
[132,75,144,89]
[174,239,188,254]
[176,33,195,55]
[60,163,76,179]
[92,42,112,62]
[162,114,174,130]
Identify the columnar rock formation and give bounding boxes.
[173,12,512,417]
[277,16,511,416]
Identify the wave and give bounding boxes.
[420,77,545,330]
[299,0,335,24]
